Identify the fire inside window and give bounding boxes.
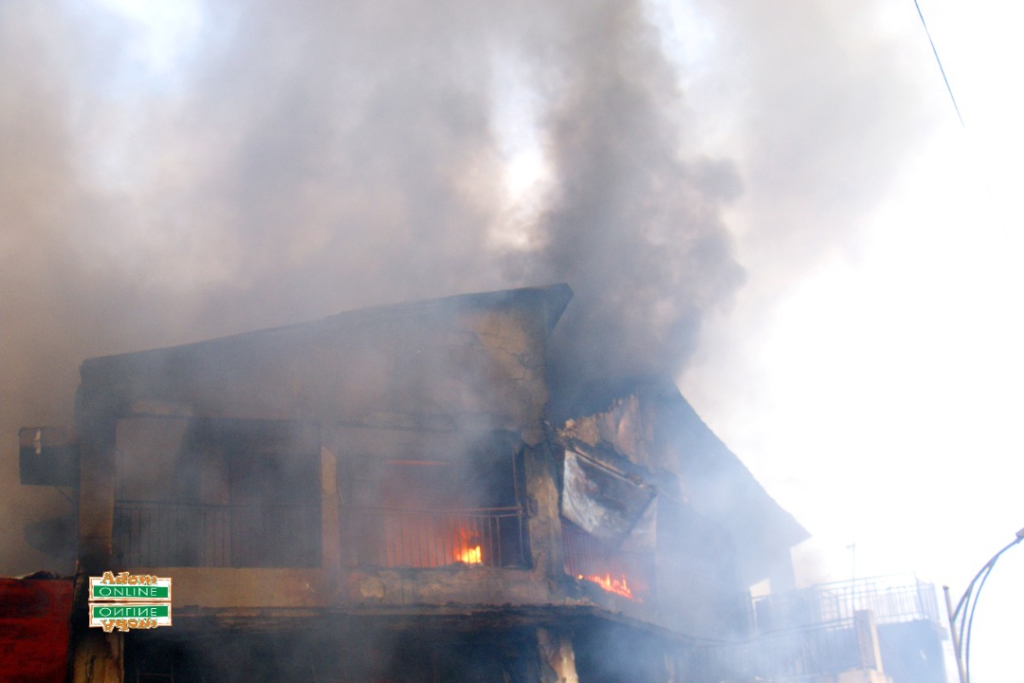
[342,430,528,570]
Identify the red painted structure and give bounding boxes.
[0,576,73,683]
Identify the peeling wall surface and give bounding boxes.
[23,285,816,682]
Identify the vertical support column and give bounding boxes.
[523,442,565,581]
[74,406,123,683]
[321,445,342,575]
[78,416,118,574]
[72,630,123,683]
[537,628,579,683]
[853,609,885,673]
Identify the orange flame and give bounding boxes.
[578,573,633,599]
[455,545,482,564]
[454,526,483,564]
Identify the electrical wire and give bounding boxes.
[950,532,1024,683]
[912,0,966,129]
[956,558,992,666]
[963,559,996,683]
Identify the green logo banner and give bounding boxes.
[91,585,169,599]
[92,604,170,619]
[88,572,174,631]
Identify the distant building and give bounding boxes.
[695,576,949,683]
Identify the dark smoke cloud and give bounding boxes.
[516,0,745,393]
[0,0,925,573]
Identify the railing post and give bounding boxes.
[944,585,968,683]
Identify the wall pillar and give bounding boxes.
[523,442,565,581]
[537,628,579,683]
[78,417,117,574]
[853,609,885,673]
[321,444,341,576]
[72,630,123,683]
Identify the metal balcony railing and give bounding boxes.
[345,506,527,569]
[751,575,941,634]
[113,499,320,568]
[679,619,863,683]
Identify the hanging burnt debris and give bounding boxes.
[14,285,810,683]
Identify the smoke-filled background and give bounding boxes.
[3,0,1024,680]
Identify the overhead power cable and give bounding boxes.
[946,527,1024,683]
[912,0,966,129]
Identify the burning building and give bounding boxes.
[19,284,813,682]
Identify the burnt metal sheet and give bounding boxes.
[561,450,654,547]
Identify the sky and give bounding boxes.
[676,2,1024,681]
[2,0,1022,681]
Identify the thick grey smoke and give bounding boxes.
[0,0,925,574]
[516,0,745,395]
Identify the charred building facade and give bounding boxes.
[20,284,812,683]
